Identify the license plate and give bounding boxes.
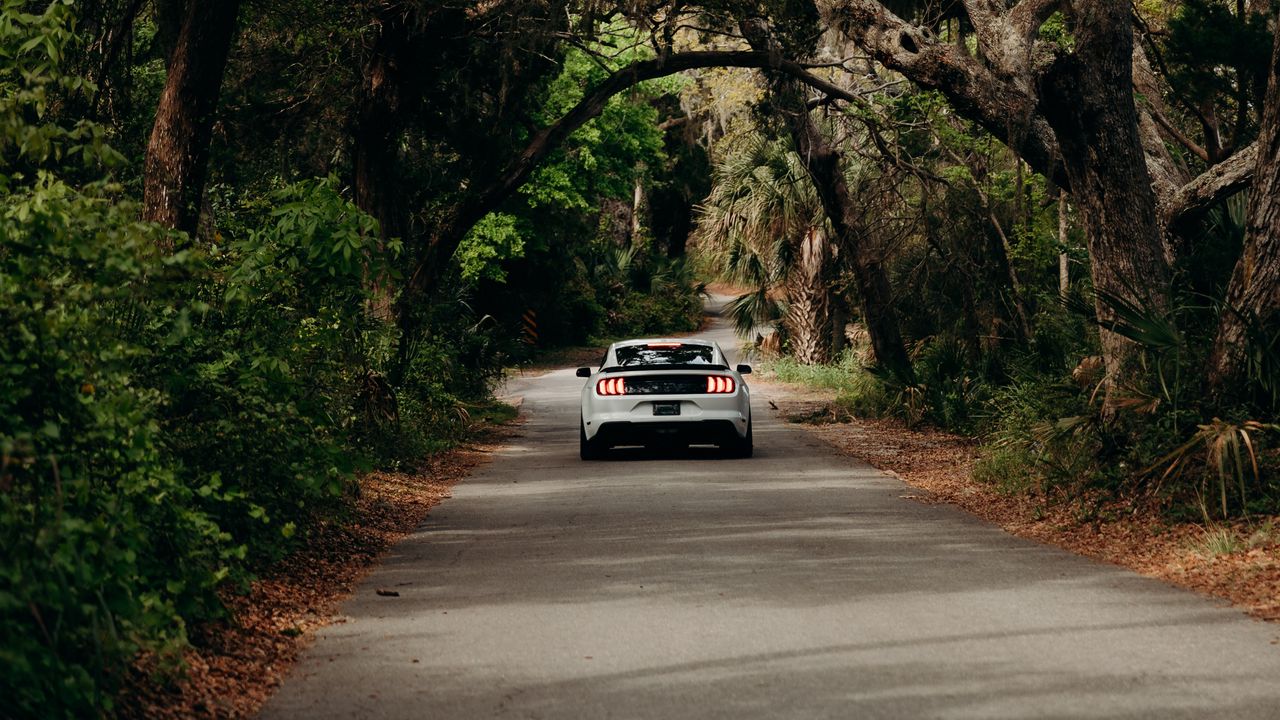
[652,402,680,416]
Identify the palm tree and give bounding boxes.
[694,132,834,364]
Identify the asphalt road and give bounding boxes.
[262,300,1280,719]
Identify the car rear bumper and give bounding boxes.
[583,392,749,439]
[590,419,745,447]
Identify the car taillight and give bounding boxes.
[596,377,628,395]
[706,375,735,394]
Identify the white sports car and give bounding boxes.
[577,338,753,460]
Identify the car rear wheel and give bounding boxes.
[580,418,605,460]
[724,418,753,458]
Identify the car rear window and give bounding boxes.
[614,343,716,367]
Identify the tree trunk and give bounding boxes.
[786,228,832,365]
[153,0,185,66]
[784,130,907,372]
[1039,0,1171,405]
[831,0,1258,250]
[141,0,241,238]
[1059,188,1070,299]
[351,5,414,319]
[352,6,410,245]
[830,295,849,358]
[1208,17,1280,395]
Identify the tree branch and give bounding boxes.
[1163,141,1258,235]
[1149,103,1209,162]
[402,49,871,298]
[1008,0,1062,39]
[828,0,1069,188]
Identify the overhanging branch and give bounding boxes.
[828,0,1069,188]
[403,49,869,298]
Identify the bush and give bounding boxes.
[0,19,454,706]
[0,174,228,718]
[0,170,486,718]
[367,292,510,465]
[147,177,396,559]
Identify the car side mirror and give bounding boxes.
[736,364,752,374]
[576,367,592,378]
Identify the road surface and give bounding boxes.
[262,299,1280,719]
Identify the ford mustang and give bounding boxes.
[577,339,753,460]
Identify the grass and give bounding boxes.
[1191,526,1244,558]
[972,444,1042,495]
[758,351,894,419]
[761,353,865,392]
[468,398,520,426]
[1185,519,1278,560]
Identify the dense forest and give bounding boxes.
[2,0,1278,716]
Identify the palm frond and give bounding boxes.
[727,289,781,338]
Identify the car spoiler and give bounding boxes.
[600,364,729,373]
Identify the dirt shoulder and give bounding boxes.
[120,418,520,719]
[752,377,1280,625]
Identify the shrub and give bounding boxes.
[0,173,229,718]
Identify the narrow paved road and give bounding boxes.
[263,301,1280,719]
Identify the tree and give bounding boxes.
[1036,0,1172,388]
[387,43,892,373]
[351,1,414,246]
[141,0,242,237]
[825,0,1262,405]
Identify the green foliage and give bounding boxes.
[605,283,702,337]
[590,247,704,338]
[1150,419,1279,521]
[149,177,394,557]
[761,351,894,420]
[0,11,509,713]
[0,0,121,181]
[972,444,1041,495]
[970,288,1280,519]
[693,130,826,340]
[1,10,210,714]
[374,287,511,464]
[457,212,525,282]
[971,371,1096,497]
[525,42,667,210]
[0,168,405,716]
[0,172,225,718]
[470,35,701,356]
[1165,0,1271,126]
